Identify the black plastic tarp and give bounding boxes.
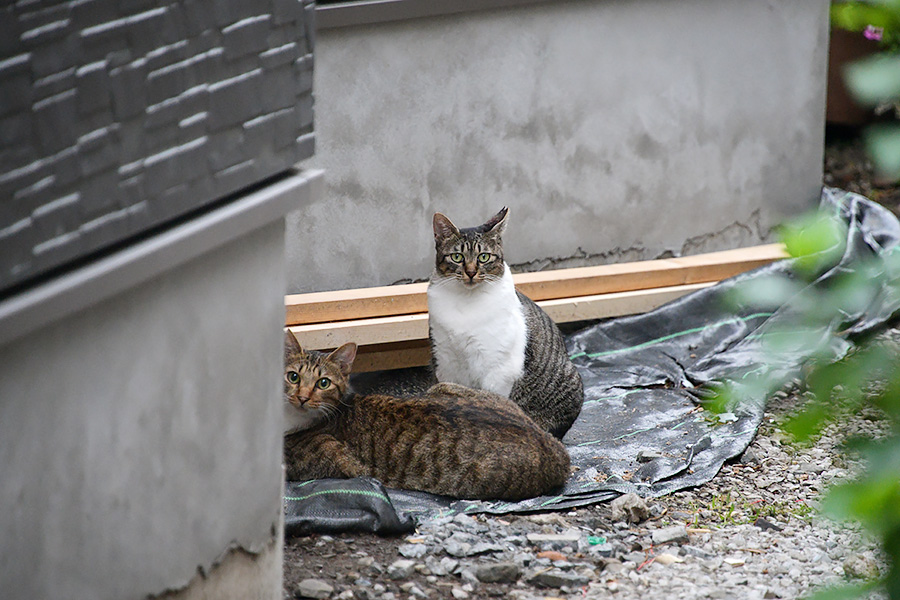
[284,188,900,534]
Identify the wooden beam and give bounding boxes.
[353,340,432,373]
[285,282,428,328]
[288,281,715,370]
[538,282,713,323]
[284,243,786,326]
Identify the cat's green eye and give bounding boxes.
[286,371,300,384]
[449,253,464,264]
[316,377,331,389]
[477,252,492,264]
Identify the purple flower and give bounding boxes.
[864,24,884,41]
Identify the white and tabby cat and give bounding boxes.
[427,207,584,438]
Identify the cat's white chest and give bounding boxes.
[427,267,526,397]
[283,403,321,434]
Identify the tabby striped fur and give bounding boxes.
[283,332,570,501]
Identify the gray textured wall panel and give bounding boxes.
[0,0,315,293]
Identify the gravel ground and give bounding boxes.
[283,129,895,600]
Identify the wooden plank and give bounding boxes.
[288,282,713,356]
[284,243,786,326]
[352,340,431,373]
[285,282,428,328]
[288,313,428,351]
[538,282,713,323]
[514,243,784,301]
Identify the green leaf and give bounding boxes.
[779,213,848,276]
[865,124,900,181]
[804,580,881,600]
[783,399,831,442]
[844,54,900,107]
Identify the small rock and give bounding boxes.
[444,539,471,558]
[526,532,581,545]
[753,517,783,532]
[424,556,458,576]
[681,545,714,559]
[469,542,505,555]
[637,450,664,462]
[653,553,683,566]
[529,569,590,588]
[453,513,475,526]
[610,493,650,523]
[475,561,521,583]
[651,525,689,546]
[723,557,745,567]
[387,559,416,580]
[399,543,428,559]
[739,448,761,464]
[450,588,468,600]
[536,550,567,562]
[459,569,479,585]
[587,542,614,558]
[296,579,334,599]
[843,554,880,579]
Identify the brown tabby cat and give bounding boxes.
[282,331,570,501]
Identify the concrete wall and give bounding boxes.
[0,221,284,599]
[287,0,829,293]
[0,169,323,599]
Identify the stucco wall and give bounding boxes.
[0,219,287,600]
[287,0,829,293]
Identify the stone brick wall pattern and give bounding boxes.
[0,0,315,293]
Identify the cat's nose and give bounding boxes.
[297,396,310,406]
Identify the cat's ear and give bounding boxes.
[433,213,460,243]
[284,330,303,357]
[327,342,357,376]
[483,206,509,237]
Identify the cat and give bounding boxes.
[427,207,584,438]
[282,331,570,501]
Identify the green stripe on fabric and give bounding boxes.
[284,488,391,504]
[569,312,774,360]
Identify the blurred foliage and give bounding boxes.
[833,1,900,180]
[713,210,900,599]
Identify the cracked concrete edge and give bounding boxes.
[148,507,284,600]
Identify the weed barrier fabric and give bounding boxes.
[284,188,900,533]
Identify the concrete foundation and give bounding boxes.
[0,170,321,600]
[288,0,830,293]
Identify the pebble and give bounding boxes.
[843,553,880,580]
[529,569,590,588]
[296,578,334,599]
[610,493,650,523]
[474,561,520,583]
[651,525,689,546]
[386,559,416,580]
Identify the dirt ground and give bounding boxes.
[824,125,900,214]
[282,125,897,600]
